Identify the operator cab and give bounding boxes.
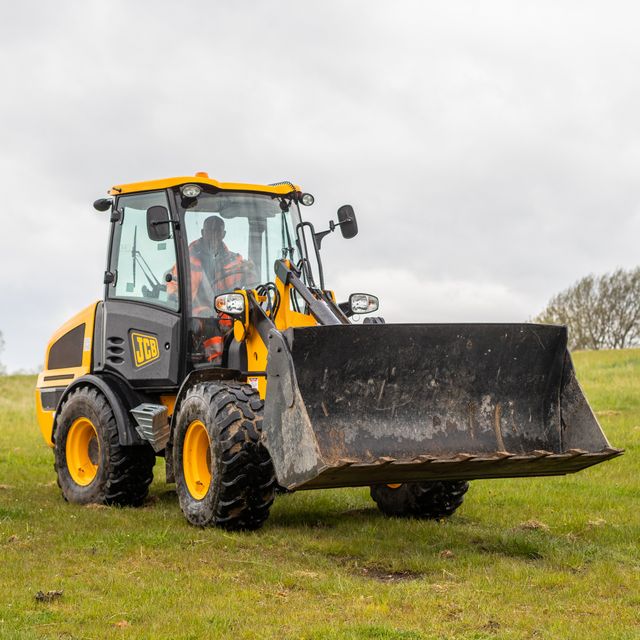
[98,177,304,389]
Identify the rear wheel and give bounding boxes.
[173,382,276,530]
[54,387,155,506]
[370,481,469,519]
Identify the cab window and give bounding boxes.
[108,191,179,311]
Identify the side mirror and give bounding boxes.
[349,293,378,315]
[338,293,379,317]
[146,206,172,242]
[93,198,112,212]
[337,205,358,239]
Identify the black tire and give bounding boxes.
[370,481,469,519]
[54,386,155,506]
[173,382,276,530]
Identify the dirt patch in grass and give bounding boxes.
[517,519,550,532]
[332,555,423,582]
[359,565,423,583]
[587,518,607,528]
[483,619,501,633]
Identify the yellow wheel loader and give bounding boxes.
[35,173,621,530]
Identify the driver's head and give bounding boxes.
[201,216,225,253]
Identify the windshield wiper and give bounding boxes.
[130,226,164,298]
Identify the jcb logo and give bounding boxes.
[131,332,160,367]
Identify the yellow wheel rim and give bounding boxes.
[183,420,212,500]
[66,417,100,486]
[387,483,402,489]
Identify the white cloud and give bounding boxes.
[331,267,533,324]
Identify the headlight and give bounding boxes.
[181,184,201,198]
[349,293,379,314]
[299,192,315,206]
[215,293,245,316]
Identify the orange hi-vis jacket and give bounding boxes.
[167,239,254,363]
[167,238,251,314]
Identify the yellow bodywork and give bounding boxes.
[35,302,99,447]
[109,173,300,197]
[160,395,177,417]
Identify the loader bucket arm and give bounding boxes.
[262,323,621,491]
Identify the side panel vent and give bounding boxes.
[48,324,85,370]
[106,336,126,365]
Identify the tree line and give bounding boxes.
[534,267,640,350]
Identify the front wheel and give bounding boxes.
[370,481,469,519]
[54,387,155,506]
[173,382,276,530]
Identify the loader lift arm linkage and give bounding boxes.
[273,260,347,326]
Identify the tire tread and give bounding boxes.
[54,386,155,507]
[370,480,469,519]
[175,382,276,530]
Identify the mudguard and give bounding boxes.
[53,373,146,446]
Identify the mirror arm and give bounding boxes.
[150,218,177,227]
[313,217,354,249]
[313,227,333,249]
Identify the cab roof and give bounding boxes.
[109,172,300,196]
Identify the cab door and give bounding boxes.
[99,190,182,388]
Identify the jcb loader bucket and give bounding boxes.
[262,324,621,490]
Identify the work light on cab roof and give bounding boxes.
[181,184,201,199]
[35,171,621,532]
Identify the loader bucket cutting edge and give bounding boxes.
[262,324,622,491]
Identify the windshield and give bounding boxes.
[177,190,299,317]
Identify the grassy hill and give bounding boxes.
[0,350,638,639]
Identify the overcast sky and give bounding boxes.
[1,1,639,372]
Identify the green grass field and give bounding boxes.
[1,350,638,639]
